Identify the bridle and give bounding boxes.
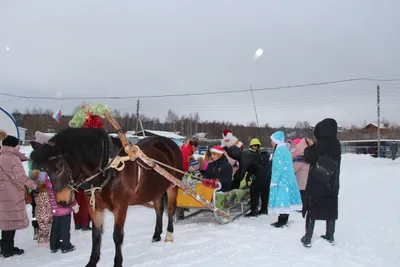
[47,135,122,195]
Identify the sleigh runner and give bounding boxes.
[175,179,250,224]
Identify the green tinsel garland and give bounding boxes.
[69,104,111,128]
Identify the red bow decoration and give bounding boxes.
[201,179,220,189]
[83,110,104,129]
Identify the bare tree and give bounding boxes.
[165,109,179,132]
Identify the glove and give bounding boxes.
[31,218,39,228]
[72,204,80,214]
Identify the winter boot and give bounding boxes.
[271,214,289,228]
[61,244,76,254]
[33,227,38,240]
[258,208,268,215]
[244,210,259,218]
[321,220,335,245]
[301,216,315,248]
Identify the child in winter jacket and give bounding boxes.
[45,177,79,254]
[292,139,310,205]
[30,170,52,247]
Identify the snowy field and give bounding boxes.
[1,147,400,267]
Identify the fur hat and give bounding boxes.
[0,130,6,142]
[271,131,285,144]
[34,131,53,145]
[0,130,19,147]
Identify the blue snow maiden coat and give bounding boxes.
[268,131,303,214]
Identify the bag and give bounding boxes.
[0,165,32,205]
[309,154,338,185]
[25,190,32,205]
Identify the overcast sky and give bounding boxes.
[1,0,400,127]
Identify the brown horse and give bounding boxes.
[30,128,183,267]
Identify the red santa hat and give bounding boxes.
[223,129,232,137]
[210,145,224,155]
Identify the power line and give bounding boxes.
[1,77,400,101]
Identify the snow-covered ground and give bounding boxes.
[2,147,399,266]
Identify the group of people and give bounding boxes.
[180,118,341,248]
[0,130,92,258]
[0,117,342,259]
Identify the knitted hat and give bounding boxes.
[270,131,285,144]
[0,130,19,147]
[292,138,302,145]
[189,159,200,171]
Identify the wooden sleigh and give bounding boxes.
[174,177,251,224]
[105,112,240,224]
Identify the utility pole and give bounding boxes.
[377,85,381,158]
[250,85,260,127]
[135,99,140,133]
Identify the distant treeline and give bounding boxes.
[11,107,400,145]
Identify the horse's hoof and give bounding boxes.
[165,231,174,242]
[152,236,161,243]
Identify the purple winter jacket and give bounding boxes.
[44,175,77,216]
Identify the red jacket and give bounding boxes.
[181,143,194,172]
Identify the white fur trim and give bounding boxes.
[271,135,284,144]
[269,204,303,214]
[224,132,233,139]
[221,134,238,148]
[211,148,224,154]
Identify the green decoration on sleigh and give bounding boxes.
[69,104,111,128]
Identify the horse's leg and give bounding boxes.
[86,208,105,267]
[152,194,164,242]
[113,204,128,267]
[165,186,178,242]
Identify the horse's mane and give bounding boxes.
[33,128,182,171]
[50,128,109,168]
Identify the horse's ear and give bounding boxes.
[30,141,43,151]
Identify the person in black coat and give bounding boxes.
[243,139,271,217]
[225,139,271,217]
[300,118,341,248]
[390,141,398,160]
[203,146,233,192]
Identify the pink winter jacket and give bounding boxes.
[0,146,37,230]
[292,139,310,190]
[293,157,309,190]
[44,176,77,216]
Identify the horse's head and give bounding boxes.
[30,140,75,206]
[30,128,110,206]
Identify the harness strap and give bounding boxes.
[85,185,102,211]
